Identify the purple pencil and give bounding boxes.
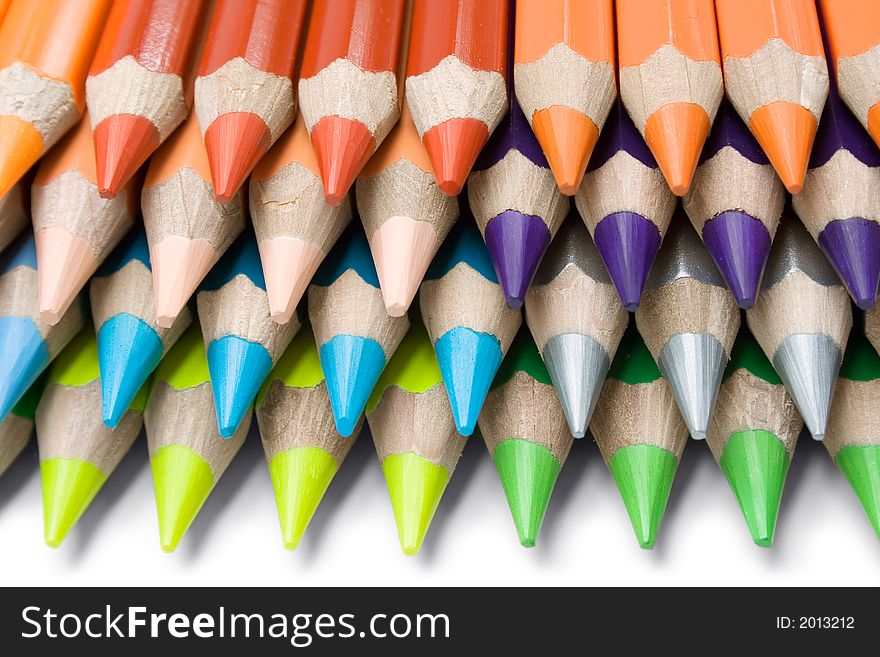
[792,66,880,310]
[467,1,568,310]
[575,100,676,311]
[683,102,786,309]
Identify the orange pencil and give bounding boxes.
[0,1,11,24]
[405,0,508,196]
[250,114,353,325]
[298,0,406,206]
[0,0,110,198]
[142,113,246,328]
[357,102,459,317]
[32,114,138,325]
[195,0,308,203]
[819,0,880,148]
[616,0,722,196]
[87,0,204,199]
[0,183,26,254]
[514,0,615,195]
[716,0,828,194]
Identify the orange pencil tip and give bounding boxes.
[532,106,598,195]
[749,102,817,195]
[94,115,159,198]
[310,116,374,207]
[867,103,880,151]
[205,112,271,203]
[0,115,45,197]
[644,103,710,196]
[422,118,489,196]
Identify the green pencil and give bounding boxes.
[256,323,358,550]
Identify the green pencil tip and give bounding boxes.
[382,452,450,556]
[492,439,561,548]
[41,458,107,548]
[835,445,880,540]
[608,445,678,550]
[268,447,338,550]
[150,445,215,553]
[720,430,790,548]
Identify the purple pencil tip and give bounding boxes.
[593,211,662,310]
[818,218,880,310]
[702,211,772,309]
[484,211,551,309]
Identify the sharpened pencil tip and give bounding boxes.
[749,101,816,195]
[205,112,270,203]
[94,114,159,198]
[311,116,374,206]
[422,118,488,196]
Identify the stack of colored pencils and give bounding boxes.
[1,0,880,556]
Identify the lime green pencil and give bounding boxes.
[366,318,465,556]
[144,323,250,552]
[36,326,146,548]
[477,327,572,548]
[256,323,359,550]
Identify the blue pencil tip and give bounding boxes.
[207,336,273,439]
[320,334,386,437]
[0,316,49,420]
[98,314,163,429]
[434,327,502,437]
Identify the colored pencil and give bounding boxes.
[250,115,353,325]
[0,372,45,478]
[0,183,26,253]
[634,217,740,440]
[525,215,627,439]
[197,230,300,439]
[420,218,521,436]
[145,323,248,552]
[366,319,464,556]
[90,226,192,429]
[405,0,508,195]
[479,327,571,548]
[0,231,84,421]
[0,0,10,24]
[590,326,688,549]
[357,103,459,317]
[792,84,880,310]
[87,0,204,198]
[195,0,308,202]
[36,326,145,548]
[715,0,828,194]
[819,0,880,148]
[32,114,138,326]
[256,324,358,550]
[298,0,406,205]
[142,113,246,329]
[468,6,568,310]
[746,213,852,441]
[575,101,676,310]
[0,0,110,198]
[513,0,616,195]
[824,330,880,539]
[707,330,803,547]
[683,102,786,309]
[616,0,722,196]
[308,222,409,437]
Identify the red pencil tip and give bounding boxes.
[205,112,271,203]
[310,116,374,206]
[94,115,159,199]
[422,118,489,196]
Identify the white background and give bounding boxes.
[1,424,878,586]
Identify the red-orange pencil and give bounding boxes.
[819,0,880,149]
[716,0,828,194]
[514,0,616,195]
[616,0,723,196]
[0,0,110,198]
[32,114,138,325]
[405,0,509,196]
[298,0,407,206]
[195,0,308,203]
[87,0,204,199]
